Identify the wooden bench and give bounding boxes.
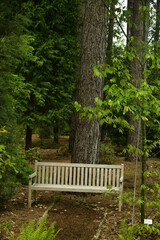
[28,161,124,211]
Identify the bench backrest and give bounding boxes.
[34,161,124,190]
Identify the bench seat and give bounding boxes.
[31,184,121,192]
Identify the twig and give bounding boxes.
[35,202,54,227]
[92,208,108,240]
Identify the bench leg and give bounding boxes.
[118,191,123,212]
[119,198,122,212]
[28,186,32,208]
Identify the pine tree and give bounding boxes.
[71,0,107,164]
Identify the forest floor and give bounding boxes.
[0,135,160,240]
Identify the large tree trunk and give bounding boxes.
[126,0,143,161]
[25,125,32,150]
[71,0,107,164]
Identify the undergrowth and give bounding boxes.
[118,168,160,240]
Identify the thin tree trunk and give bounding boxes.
[141,121,147,223]
[141,0,149,224]
[71,0,107,164]
[126,0,134,47]
[101,1,115,141]
[126,0,143,161]
[106,1,115,64]
[53,124,59,145]
[155,0,160,42]
[154,0,160,78]
[25,125,32,150]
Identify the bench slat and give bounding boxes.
[77,167,80,186]
[97,168,99,186]
[117,169,120,187]
[42,166,45,184]
[69,167,72,185]
[93,168,96,187]
[61,167,64,184]
[109,169,111,186]
[73,167,76,185]
[57,167,60,184]
[101,168,104,187]
[89,168,92,186]
[65,167,68,185]
[38,166,41,184]
[85,168,88,186]
[105,168,108,187]
[113,169,115,187]
[46,166,49,184]
[81,167,84,186]
[50,166,53,184]
[54,166,57,184]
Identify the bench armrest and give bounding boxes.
[29,172,37,179]
[29,172,37,186]
[120,177,123,183]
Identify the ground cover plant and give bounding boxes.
[10,214,61,240]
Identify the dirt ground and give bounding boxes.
[0,135,160,240]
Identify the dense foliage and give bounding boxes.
[0,0,78,205]
[17,0,78,136]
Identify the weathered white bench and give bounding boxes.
[28,161,124,211]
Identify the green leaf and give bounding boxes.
[95,97,102,106]
[74,101,81,112]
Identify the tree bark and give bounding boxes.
[25,125,32,150]
[71,0,107,164]
[126,0,143,161]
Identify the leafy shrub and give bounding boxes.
[13,153,33,185]
[119,169,160,240]
[0,145,19,208]
[0,171,19,209]
[0,146,33,207]
[0,221,12,232]
[119,220,160,240]
[118,219,134,240]
[32,139,58,149]
[56,144,69,157]
[10,214,61,240]
[0,144,16,178]
[0,220,13,239]
[25,147,42,163]
[133,223,160,239]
